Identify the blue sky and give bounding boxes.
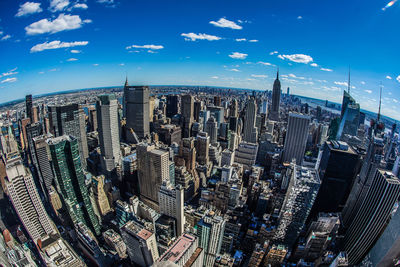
[0,0,400,119]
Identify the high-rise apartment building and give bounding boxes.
[243,98,258,144]
[269,71,281,121]
[48,104,89,166]
[96,94,121,172]
[121,220,159,266]
[47,135,100,235]
[124,82,150,140]
[181,95,194,138]
[5,157,56,243]
[282,112,310,165]
[158,183,185,235]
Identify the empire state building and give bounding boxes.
[269,70,281,121]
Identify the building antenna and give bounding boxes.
[348,66,351,94]
[378,82,382,122]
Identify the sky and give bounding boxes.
[0,0,399,119]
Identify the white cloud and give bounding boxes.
[361,81,366,85]
[229,68,240,72]
[236,38,246,42]
[2,68,18,77]
[66,58,78,61]
[126,44,164,50]
[269,51,278,55]
[394,99,398,103]
[25,14,90,35]
[258,61,273,66]
[209,18,242,30]
[297,16,303,19]
[320,68,333,72]
[49,0,70,12]
[229,52,247,59]
[211,76,219,79]
[278,54,313,64]
[334,81,348,87]
[310,63,318,67]
[316,79,328,83]
[147,50,157,54]
[181,33,221,41]
[397,75,400,83]
[70,49,81,53]
[386,75,392,80]
[1,35,11,41]
[1,77,17,84]
[248,39,258,42]
[364,90,372,94]
[38,71,45,74]
[93,63,99,66]
[16,2,42,17]
[97,0,114,3]
[119,63,125,66]
[288,73,305,79]
[251,74,267,78]
[72,3,88,9]
[30,40,88,52]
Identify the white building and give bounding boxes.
[158,183,185,235]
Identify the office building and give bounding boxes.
[166,95,179,118]
[264,245,288,266]
[31,134,54,198]
[75,222,106,266]
[282,112,311,165]
[243,98,258,144]
[48,104,89,166]
[137,143,170,209]
[344,170,400,265]
[221,149,234,167]
[121,220,159,266]
[103,229,127,259]
[274,165,320,247]
[269,71,281,121]
[48,135,100,235]
[96,94,121,172]
[181,95,194,138]
[5,157,56,243]
[92,175,112,216]
[159,183,185,235]
[205,117,218,145]
[234,142,258,170]
[124,82,150,140]
[229,99,238,118]
[196,131,210,165]
[25,94,33,121]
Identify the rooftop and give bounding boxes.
[159,234,196,263]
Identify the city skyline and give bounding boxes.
[1,0,400,119]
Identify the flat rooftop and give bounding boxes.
[159,234,196,263]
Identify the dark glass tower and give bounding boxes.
[269,70,281,121]
[25,94,33,121]
[166,95,179,118]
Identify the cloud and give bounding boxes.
[30,40,88,52]
[181,33,221,41]
[397,75,400,83]
[236,38,246,42]
[1,35,11,41]
[310,63,318,67]
[67,58,78,61]
[1,77,17,84]
[334,81,348,87]
[72,3,88,9]
[16,2,42,17]
[364,90,372,94]
[269,51,278,55]
[229,52,247,59]
[70,49,81,53]
[119,63,125,66]
[394,99,398,103]
[49,0,70,12]
[251,74,267,78]
[248,39,258,42]
[126,44,164,50]
[38,71,45,74]
[0,31,3,35]
[278,53,313,64]
[386,75,392,79]
[209,18,242,30]
[2,68,18,77]
[361,81,366,85]
[97,0,114,3]
[288,73,305,79]
[258,61,273,66]
[93,63,99,66]
[25,14,90,35]
[211,76,219,79]
[320,68,333,72]
[297,16,303,19]
[229,68,240,72]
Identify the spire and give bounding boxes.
[276,67,279,79]
[124,74,128,87]
[378,82,382,122]
[347,66,351,94]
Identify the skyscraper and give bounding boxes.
[31,134,54,198]
[158,183,185,235]
[48,104,89,167]
[282,112,311,165]
[48,135,100,235]
[124,81,150,140]
[166,95,179,118]
[181,95,194,138]
[196,131,210,165]
[344,170,400,264]
[243,98,258,143]
[269,70,281,121]
[96,94,121,172]
[205,117,218,145]
[25,94,33,121]
[92,175,112,216]
[137,143,171,209]
[5,157,56,243]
